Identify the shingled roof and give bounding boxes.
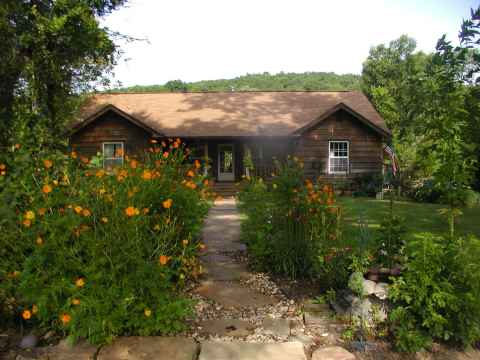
[74,91,390,137]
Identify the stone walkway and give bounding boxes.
[9,198,354,360]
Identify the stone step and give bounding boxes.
[199,341,306,360]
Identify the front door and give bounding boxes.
[218,144,235,181]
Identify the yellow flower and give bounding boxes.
[61,313,71,325]
[159,255,169,266]
[142,170,153,180]
[43,159,53,169]
[100,217,108,224]
[144,308,152,317]
[74,206,83,214]
[72,298,80,305]
[153,224,161,231]
[32,304,38,314]
[36,237,43,245]
[42,184,52,194]
[162,199,173,209]
[22,310,32,320]
[75,277,85,288]
[182,239,189,246]
[82,208,91,217]
[25,210,35,220]
[125,206,140,217]
[99,188,106,195]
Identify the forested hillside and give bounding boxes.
[108,72,361,93]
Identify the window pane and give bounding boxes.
[104,144,115,158]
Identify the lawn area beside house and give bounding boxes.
[339,196,480,239]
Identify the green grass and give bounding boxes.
[338,197,480,240]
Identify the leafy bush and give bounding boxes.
[376,212,407,268]
[0,139,210,344]
[389,234,480,352]
[239,157,342,280]
[352,173,383,197]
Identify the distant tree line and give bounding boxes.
[107,72,361,93]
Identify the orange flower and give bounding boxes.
[142,208,150,215]
[194,160,201,169]
[42,184,52,194]
[203,179,209,186]
[71,151,77,159]
[72,298,80,305]
[159,255,169,266]
[187,170,195,177]
[144,308,152,317]
[82,208,91,217]
[22,219,32,227]
[43,159,53,169]
[22,310,32,320]
[74,205,83,214]
[129,159,138,169]
[15,143,21,149]
[199,243,206,250]
[162,152,169,158]
[32,304,38,314]
[142,170,152,180]
[75,277,85,288]
[150,139,158,144]
[61,313,71,325]
[96,169,106,178]
[162,199,173,209]
[182,239,189,246]
[0,163,6,170]
[36,237,44,245]
[80,156,90,164]
[173,142,179,148]
[125,206,140,217]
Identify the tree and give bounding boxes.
[165,80,188,92]
[0,0,127,147]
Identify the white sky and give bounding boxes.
[100,0,478,87]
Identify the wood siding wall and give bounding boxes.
[70,112,152,158]
[294,109,384,179]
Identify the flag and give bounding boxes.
[383,144,399,176]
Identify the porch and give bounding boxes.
[185,138,292,183]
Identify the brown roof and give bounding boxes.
[75,91,390,137]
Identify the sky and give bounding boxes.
[100,0,478,87]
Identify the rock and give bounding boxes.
[197,319,254,337]
[262,318,291,337]
[362,279,376,296]
[312,346,356,360]
[201,261,250,281]
[40,339,99,360]
[97,337,198,360]
[19,335,38,349]
[195,280,276,308]
[303,302,330,313]
[42,330,56,340]
[304,311,332,327]
[289,334,315,348]
[373,282,389,300]
[199,341,306,360]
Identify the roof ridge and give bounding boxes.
[98,90,359,95]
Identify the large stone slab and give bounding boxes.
[199,341,306,360]
[312,346,355,360]
[262,318,292,337]
[97,337,198,360]
[202,261,250,281]
[39,339,99,360]
[197,319,254,337]
[195,280,276,308]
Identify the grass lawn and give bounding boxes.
[338,196,480,240]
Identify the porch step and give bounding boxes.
[212,182,239,198]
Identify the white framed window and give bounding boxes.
[328,141,349,174]
[102,142,124,168]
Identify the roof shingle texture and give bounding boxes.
[78,91,388,137]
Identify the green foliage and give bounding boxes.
[0,0,127,147]
[389,234,480,352]
[376,206,407,268]
[0,140,210,344]
[352,173,383,197]
[238,158,342,279]
[109,71,361,93]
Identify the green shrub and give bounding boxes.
[389,234,480,352]
[239,157,342,280]
[0,139,210,344]
[352,173,383,197]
